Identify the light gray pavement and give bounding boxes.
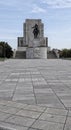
[0,59,71,129]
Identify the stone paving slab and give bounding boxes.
[0,59,71,129]
[0,100,68,130]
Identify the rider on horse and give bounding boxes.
[32,24,39,38]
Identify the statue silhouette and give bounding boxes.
[32,24,39,38]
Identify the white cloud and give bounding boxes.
[31,4,46,13]
[42,0,71,8]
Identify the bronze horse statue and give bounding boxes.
[32,24,39,38]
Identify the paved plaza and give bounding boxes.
[0,59,71,130]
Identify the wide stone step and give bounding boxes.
[47,51,57,59]
[15,51,26,59]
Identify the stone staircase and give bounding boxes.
[15,51,58,59]
[15,51,26,59]
[47,51,57,59]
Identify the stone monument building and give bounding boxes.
[16,19,48,59]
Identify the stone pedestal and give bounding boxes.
[26,47,47,59]
[26,38,47,59]
[33,39,40,47]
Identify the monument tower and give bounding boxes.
[16,19,48,59]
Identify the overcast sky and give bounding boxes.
[0,0,71,49]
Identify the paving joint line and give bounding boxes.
[30,72,38,105]
[63,110,69,130]
[28,106,47,130]
[39,70,67,110]
[11,70,20,100]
